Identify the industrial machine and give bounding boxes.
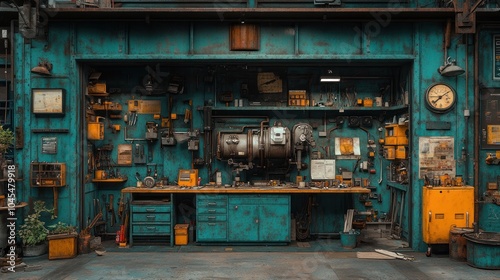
[217,122,315,174]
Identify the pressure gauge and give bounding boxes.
[424,83,456,113]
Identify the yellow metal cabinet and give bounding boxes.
[422,186,474,251]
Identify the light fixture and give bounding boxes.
[438,57,465,77]
[31,59,53,76]
[320,70,341,82]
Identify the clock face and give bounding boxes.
[425,83,456,113]
[32,89,64,115]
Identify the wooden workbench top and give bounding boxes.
[121,186,370,194]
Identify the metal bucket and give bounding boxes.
[464,232,500,269]
[449,227,473,261]
[339,231,359,249]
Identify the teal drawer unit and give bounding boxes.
[130,200,173,246]
[196,194,228,242]
[228,194,291,243]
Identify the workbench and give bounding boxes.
[122,186,370,246]
[121,186,370,194]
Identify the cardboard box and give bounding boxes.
[175,224,189,245]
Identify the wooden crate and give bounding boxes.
[47,233,78,260]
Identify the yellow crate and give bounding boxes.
[395,145,407,159]
[175,224,189,245]
[385,136,408,146]
[87,82,107,94]
[385,124,408,137]
[47,233,78,260]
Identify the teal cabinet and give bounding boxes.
[196,194,228,242]
[196,194,290,243]
[228,195,290,243]
[130,198,173,246]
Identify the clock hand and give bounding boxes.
[431,91,450,104]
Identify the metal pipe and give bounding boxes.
[473,25,480,227]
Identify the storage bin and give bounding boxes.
[47,233,78,260]
[175,224,189,245]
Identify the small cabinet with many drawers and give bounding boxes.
[196,194,228,242]
[130,197,173,246]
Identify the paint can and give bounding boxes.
[449,226,473,261]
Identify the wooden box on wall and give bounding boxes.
[230,24,260,51]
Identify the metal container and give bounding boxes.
[449,226,473,261]
[339,231,359,249]
[87,116,105,140]
[464,232,500,269]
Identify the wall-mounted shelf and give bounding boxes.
[30,162,66,187]
[210,105,409,116]
[92,178,128,183]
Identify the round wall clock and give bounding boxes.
[424,83,457,113]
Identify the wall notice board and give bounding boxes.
[480,88,500,148]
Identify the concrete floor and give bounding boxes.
[2,238,499,280]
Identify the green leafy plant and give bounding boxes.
[48,222,77,235]
[0,125,14,154]
[19,201,54,246]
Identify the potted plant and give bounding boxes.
[18,200,54,257]
[47,222,79,260]
[0,125,14,156]
[0,125,14,178]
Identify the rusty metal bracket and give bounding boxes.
[455,0,486,34]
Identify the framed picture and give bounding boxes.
[32,88,65,115]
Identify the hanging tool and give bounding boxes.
[102,194,108,230]
[53,187,59,218]
[117,193,124,220]
[378,157,383,184]
[109,194,116,227]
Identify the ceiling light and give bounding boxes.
[320,76,341,82]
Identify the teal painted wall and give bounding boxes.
[14,20,496,251]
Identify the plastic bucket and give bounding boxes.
[449,227,473,261]
[340,231,359,249]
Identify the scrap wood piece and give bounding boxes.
[356,252,395,260]
[375,249,415,261]
[343,209,355,232]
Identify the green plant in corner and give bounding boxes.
[19,200,54,246]
[0,125,14,155]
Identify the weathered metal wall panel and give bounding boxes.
[477,27,500,233]
[298,23,362,55]
[14,24,81,227]
[75,23,127,55]
[129,23,191,55]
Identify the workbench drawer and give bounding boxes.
[197,206,227,214]
[132,224,171,235]
[132,213,171,223]
[197,194,228,201]
[228,195,289,205]
[197,222,227,241]
[197,214,227,222]
[197,200,227,208]
[131,204,171,213]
